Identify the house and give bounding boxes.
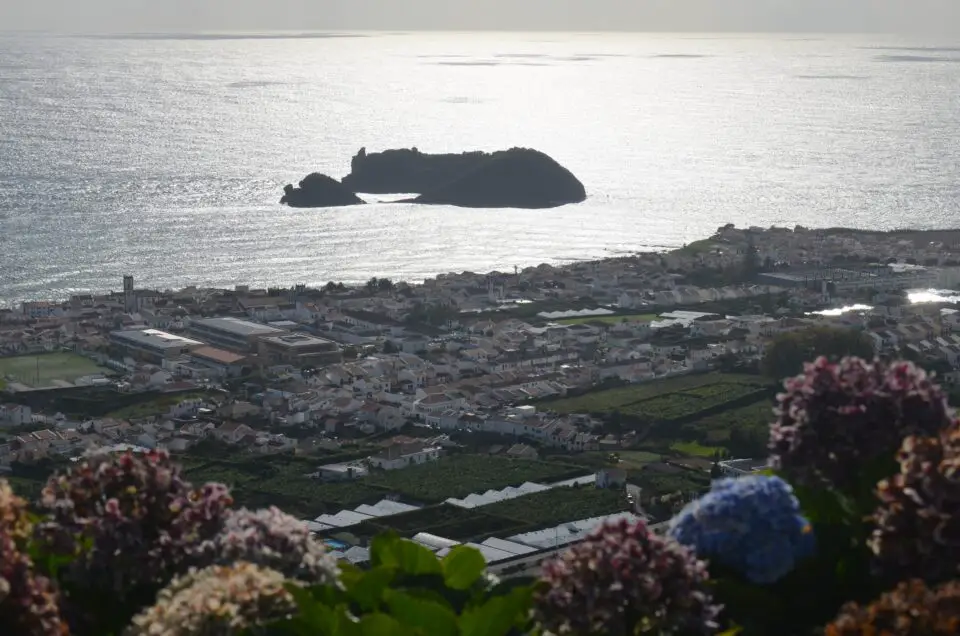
[368,439,442,471]
[317,462,369,481]
[596,467,627,488]
[413,390,467,417]
[0,404,32,427]
[213,421,258,445]
[505,443,538,460]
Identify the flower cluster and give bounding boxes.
[0,480,65,636]
[825,579,960,635]
[769,356,952,490]
[535,517,720,636]
[38,450,234,596]
[126,561,298,636]
[203,506,339,585]
[668,475,814,584]
[870,425,960,584]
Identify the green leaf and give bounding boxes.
[441,546,487,590]
[460,587,534,636]
[345,566,396,611]
[279,584,347,636]
[357,613,404,636]
[788,480,856,526]
[372,535,443,576]
[487,575,540,599]
[370,533,402,568]
[384,590,459,636]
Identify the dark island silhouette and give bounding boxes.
[279,173,365,208]
[280,147,586,209]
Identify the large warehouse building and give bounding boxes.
[187,317,287,353]
[109,329,205,363]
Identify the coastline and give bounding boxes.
[6,224,960,309]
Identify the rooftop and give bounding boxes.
[191,317,286,338]
[191,346,247,365]
[260,333,339,349]
[110,328,204,350]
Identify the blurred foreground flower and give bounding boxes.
[126,561,298,636]
[769,356,951,490]
[825,579,960,635]
[535,517,719,636]
[38,450,233,595]
[669,475,814,584]
[0,480,66,636]
[871,426,960,584]
[205,506,339,585]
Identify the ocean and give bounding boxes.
[1,31,959,306]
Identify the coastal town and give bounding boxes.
[4,223,960,569]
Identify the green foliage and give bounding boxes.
[185,455,585,520]
[479,485,627,526]
[352,488,626,544]
[266,535,536,636]
[542,373,769,417]
[761,327,874,380]
[357,455,583,504]
[0,352,110,388]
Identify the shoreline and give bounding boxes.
[6,224,960,309]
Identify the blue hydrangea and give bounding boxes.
[668,475,815,584]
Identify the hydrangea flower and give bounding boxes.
[0,480,66,636]
[769,356,952,490]
[825,579,960,635]
[201,507,339,585]
[668,475,814,584]
[535,517,720,635]
[871,426,960,584]
[126,561,298,636]
[37,450,234,598]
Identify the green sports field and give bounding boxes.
[0,353,110,388]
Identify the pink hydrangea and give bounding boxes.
[770,357,953,490]
[535,517,720,635]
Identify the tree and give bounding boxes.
[761,326,875,381]
[378,278,395,291]
[365,277,380,292]
[742,232,760,279]
[382,340,399,354]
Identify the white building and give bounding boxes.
[368,441,442,470]
[109,329,205,363]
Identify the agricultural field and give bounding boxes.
[107,392,210,419]
[355,488,626,543]
[361,455,585,503]
[670,441,725,458]
[556,313,659,326]
[622,382,766,421]
[480,486,627,527]
[543,373,771,420]
[0,353,110,388]
[680,400,776,444]
[184,454,587,520]
[613,451,663,470]
[356,505,527,543]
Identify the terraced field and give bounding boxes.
[543,373,771,423]
[542,373,767,415]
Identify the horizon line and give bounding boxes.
[0,28,926,37]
